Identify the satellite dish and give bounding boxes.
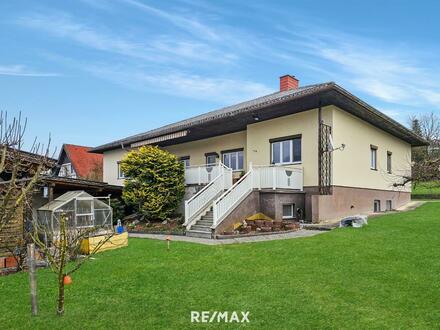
[328,134,335,152]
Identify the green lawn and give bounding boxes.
[412,181,440,198]
[2,203,440,329]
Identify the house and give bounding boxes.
[56,144,103,181]
[91,75,427,238]
[31,143,121,211]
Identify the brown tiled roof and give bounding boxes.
[91,82,428,152]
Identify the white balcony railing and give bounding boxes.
[184,163,232,229]
[252,165,303,190]
[212,164,303,228]
[184,164,221,185]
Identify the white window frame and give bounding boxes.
[370,146,377,170]
[206,154,217,166]
[386,200,392,211]
[59,163,76,178]
[282,204,295,219]
[271,137,301,165]
[387,151,392,174]
[374,199,381,212]
[117,162,126,179]
[222,150,244,171]
[180,157,190,168]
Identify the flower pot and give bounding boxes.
[254,220,265,227]
[284,223,299,231]
[241,227,252,234]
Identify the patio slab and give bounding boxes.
[129,229,325,245]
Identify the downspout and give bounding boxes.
[318,100,322,195]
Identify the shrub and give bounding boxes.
[110,198,127,224]
[120,146,185,221]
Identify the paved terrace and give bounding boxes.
[129,230,325,245]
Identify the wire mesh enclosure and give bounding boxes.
[37,191,113,233]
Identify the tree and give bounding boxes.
[31,213,113,315]
[121,146,185,221]
[395,112,440,188]
[0,112,53,258]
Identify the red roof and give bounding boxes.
[63,144,103,180]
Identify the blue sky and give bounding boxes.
[0,0,439,151]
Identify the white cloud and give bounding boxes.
[119,0,220,41]
[16,13,235,65]
[0,65,59,77]
[86,65,273,103]
[278,29,440,109]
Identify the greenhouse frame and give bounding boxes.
[37,191,113,233]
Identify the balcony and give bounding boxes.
[184,164,223,185]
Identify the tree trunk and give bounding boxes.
[57,213,67,316]
[57,272,65,315]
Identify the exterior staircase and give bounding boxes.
[186,207,213,239]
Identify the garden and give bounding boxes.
[1,202,440,329]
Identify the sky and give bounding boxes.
[0,0,439,152]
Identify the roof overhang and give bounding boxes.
[91,83,428,153]
[42,176,122,193]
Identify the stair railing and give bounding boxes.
[184,162,232,229]
[212,167,254,228]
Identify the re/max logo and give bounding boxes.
[191,311,250,323]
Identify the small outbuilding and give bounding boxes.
[37,191,113,232]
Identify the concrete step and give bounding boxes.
[201,216,213,221]
[186,230,212,239]
[196,220,213,226]
[191,225,211,231]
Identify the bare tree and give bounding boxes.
[411,112,440,143]
[31,213,113,315]
[396,112,440,187]
[0,112,54,258]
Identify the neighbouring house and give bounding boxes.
[90,75,427,238]
[34,144,121,210]
[56,144,103,181]
[0,146,122,267]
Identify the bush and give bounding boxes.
[110,198,127,224]
[120,146,185,221]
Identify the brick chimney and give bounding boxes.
[280,75,299,92]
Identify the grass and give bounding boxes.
[412,181,440,197]
[2,203,440,329]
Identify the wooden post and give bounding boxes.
[48,184,54,202]
[27,243,38,316]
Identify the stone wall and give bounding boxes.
[310,186,411,222]
[215,190,305,234]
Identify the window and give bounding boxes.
[222,149,244,171]
[386,200,392,211]
[370,145,378,170]
[179,156,190,168]
[374,200,381,212]
[117,162,126,179]
[271,136,301,165]
[387,151,392,173]
[43,186,49,198]
[59,163,76,178]
[282,204,295,219]
[205,153,218,166]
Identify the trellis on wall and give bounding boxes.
[319,122,332,195]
